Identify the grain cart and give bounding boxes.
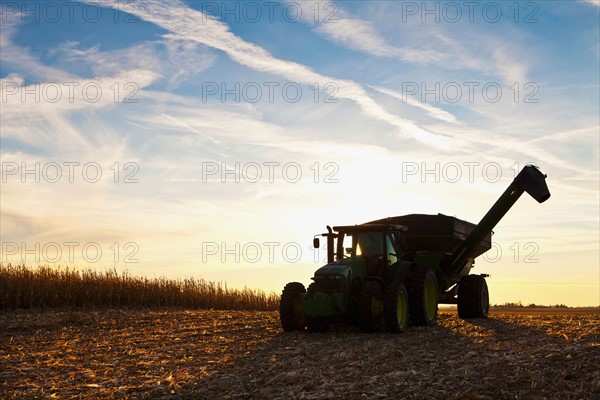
[280,165,550,332]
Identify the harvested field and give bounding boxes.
[1,309,598,399]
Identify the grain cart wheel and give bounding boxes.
[280,282,306,331]
[457,275,489,319]
[384,282,408,333]
[407,266,438,326]
[357,281,384,333]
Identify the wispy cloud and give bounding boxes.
[581,0,600,7]
[370,85,458,124]
[0,11,164,153]
[313,17,445,64]
[1,70,159,151]
[0,12,73,82]
[299,2,529,84]
[64,0,597,183]
[52,38,216,88]
[82,0,466,151]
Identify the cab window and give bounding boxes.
[386,234,398,265]
[354,232,382,258]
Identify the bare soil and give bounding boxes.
[1,309,598,399]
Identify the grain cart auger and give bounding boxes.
[280,165,550,333]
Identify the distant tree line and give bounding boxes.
[492,301,570,308]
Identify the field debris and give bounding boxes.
[1,309,598,399]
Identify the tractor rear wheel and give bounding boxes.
[384,281,408,333]
[280,282,306,331]
[306,316,330,333]
[457,275,489,319]
[357,281,384,332]
[407,266,438,326]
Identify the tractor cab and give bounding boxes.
[314,224,407,278]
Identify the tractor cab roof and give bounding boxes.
[332,224,407,233]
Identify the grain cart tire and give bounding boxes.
[407,266,438,326]
[280,282,306,331]
[384,282,409,333]
[357,281,384,333]
[457,275,489,319]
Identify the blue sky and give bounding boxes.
[1,0,599,306]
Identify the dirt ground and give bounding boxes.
[1,309,598,399]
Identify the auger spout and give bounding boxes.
[441,165,550,279]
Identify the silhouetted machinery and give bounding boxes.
[280,165,550,332]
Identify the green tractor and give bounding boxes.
[280,165,550,332]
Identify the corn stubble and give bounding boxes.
[1,265,598,399]
[1,310,599,399]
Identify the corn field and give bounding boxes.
[0,264,279,310]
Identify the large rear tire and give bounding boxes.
[457,275,489,319]
[357,281,384,333]
[280,282,306,331]
[384,282,408,333]
[407,266,438,326]
[306,316,330,333]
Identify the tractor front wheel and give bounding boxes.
[407,266,438,326]
[357,281,384,333]
[384,281,408,333]
[280,282,306,331]
[457,275,489,319]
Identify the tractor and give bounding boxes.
[280,165,550,332]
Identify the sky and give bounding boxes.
[1,0,598,306]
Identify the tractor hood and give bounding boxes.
[314,256,366,279]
